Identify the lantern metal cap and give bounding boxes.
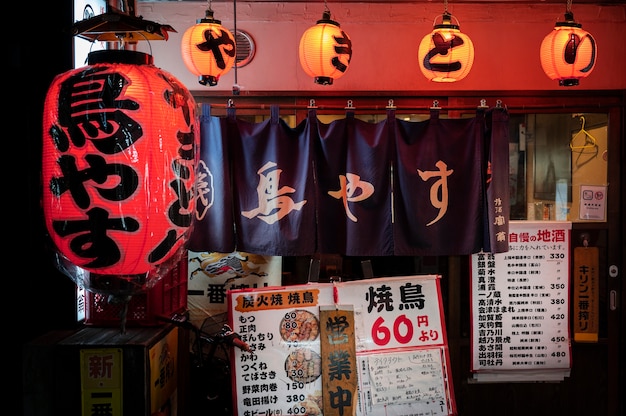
[317,10,340,27]
[433,11,459,30]
[198,8,221,24]
[315,76,333,86]
[555,11,582,28]
[199,75,220,87]
[71,5,176,43]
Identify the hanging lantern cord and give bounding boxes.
[436,0,460,28]
[565,0,574,21]
[202,0,215,22]
[320,0,333,21]
[233,0,239,95]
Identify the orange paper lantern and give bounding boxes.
[42,49,199,276]
[540,11,597,87]
[299,10,352,85]
[418,12,474,82]
[181,9,236,86]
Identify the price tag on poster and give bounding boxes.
[228,275,457,416]
[470,220,572,382]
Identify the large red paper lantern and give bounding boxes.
[181,8,236,86]
[418,11,474,82]
[299,10,353,85]
[540,11,597,87]
[42,49,199,277]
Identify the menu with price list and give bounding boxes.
[228,275,456,416]
[470,221,572,382]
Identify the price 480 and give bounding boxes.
[371,315,439,346]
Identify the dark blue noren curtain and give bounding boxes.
[229,106,316,255]
[189,105,510,256]
[482,107,511,253]
[393,109,486,256]
[187,104,235,253]
[315,110,394,255]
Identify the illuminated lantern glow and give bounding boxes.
[540,11,597,87]
[418,11,474,82]
[299,10,353,85]
[42,49,199,276]
[181,8,236,86]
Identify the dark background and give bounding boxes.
[13,2,80,415]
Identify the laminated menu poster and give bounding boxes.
[470,221,572,382]
[227,275,457,416]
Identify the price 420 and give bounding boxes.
[371,315,440,346]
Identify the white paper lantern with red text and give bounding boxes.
[181,9,236,86]
[299,11,353,85]
[540,11,597,87]
[42,49,199,277]
[418,12,474,82]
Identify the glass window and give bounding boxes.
[516,112,608,222]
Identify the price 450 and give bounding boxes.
[371,315,440,346]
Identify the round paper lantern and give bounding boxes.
[299,11,353,85]
[181,9,236,86]
[540,12,597,87]
[418,12,474,82]
[42,49,199,277]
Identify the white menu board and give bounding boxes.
[470,220,572,382]
[228,275,457,416]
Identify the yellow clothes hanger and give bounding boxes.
[570,116,598,153]
[570,115,599,168]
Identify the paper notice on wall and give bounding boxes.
[578,184,607,221]
[366,349,448,407]
[470,221,572,383]
[187,250,282,327]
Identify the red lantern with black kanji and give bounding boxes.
[180,8,236,86]
[299,10,352,85]
[540,11,597,87]
[42,49,199,277]
[418,12,474,83]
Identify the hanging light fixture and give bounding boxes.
[299,0,353,85]
[417,0,474,82]
[180,0,237,86]
[43,5,199,285]
[540,0,597,87]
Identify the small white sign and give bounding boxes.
[578,184,607,221]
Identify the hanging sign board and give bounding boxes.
[228,275,457,416]
[470,220,572,382]
[573,246,600,342]
[320,305,358,415]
